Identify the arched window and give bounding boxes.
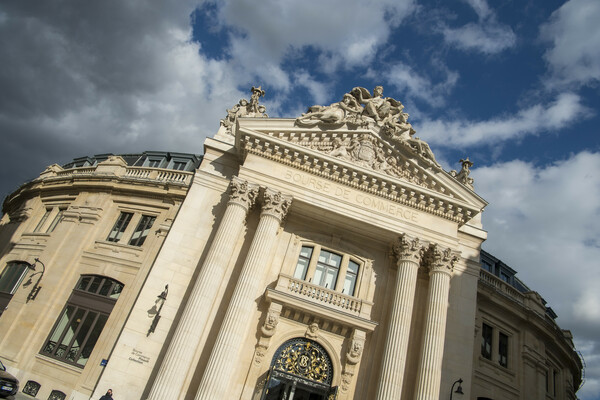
[41,275,123,367]
[261,338,337,400]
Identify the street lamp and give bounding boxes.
[23,258,45,302]
[147,285,168,336]
[450,378,464,400]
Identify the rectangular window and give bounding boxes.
[499,332,509,367]
[172,161,187,170]
[46,208,65,233]
[500,271,511,283]
[293,246,313,280]
[147,159,162,168]
[107,212,133,242]
[128,215,156,246]
[313,250,342,289]
[481,323,493,359]
[34,209,51,232]
[481,261,493,273]
[343,260,359,295]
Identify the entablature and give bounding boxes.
[236,120,486,226]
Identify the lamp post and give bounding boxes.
[450,378,464,400]
[24,258,45,302]
[147,285,168,336]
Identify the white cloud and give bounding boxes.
[473,152,600,399]
[385,62,459,108]
[417,92,591,148]
[540,0,600,88]
[211,0,417,91]
[439,0,516,54]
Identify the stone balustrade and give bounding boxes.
[479,269,525,304]
[276,274,366,317]
[53,165,193,185]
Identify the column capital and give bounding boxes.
[260,188,292,222]
[392,234,424,264]
[228,177,260,210]
[425,244,460,276]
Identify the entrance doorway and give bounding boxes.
[260,338,337,400]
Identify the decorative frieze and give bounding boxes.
[239,131,479,225]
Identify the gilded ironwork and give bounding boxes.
[271,338,333,385]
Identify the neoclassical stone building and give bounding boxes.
[0,87,582,400]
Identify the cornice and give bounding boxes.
[237,123,485,225]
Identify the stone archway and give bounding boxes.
[260,338,338,400]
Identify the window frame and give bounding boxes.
[106,212,134,243]
[292,243,363,297]
[128,214,156,247]
[40,275,123,368]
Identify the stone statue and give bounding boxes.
[220,86,268,134]
[351,86,404,123]
[450,158,474,189]
[296,94,362,126]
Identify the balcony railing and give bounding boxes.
[273,274,371,318]
[479,269,525,304]
[52,165,193,185]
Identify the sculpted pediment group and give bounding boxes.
[219,86,486,224]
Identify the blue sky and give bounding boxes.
[0,0,599,398]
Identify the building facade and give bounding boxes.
[0,87,582,400]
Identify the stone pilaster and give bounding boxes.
[195,188,292,400]
[147,177,259,400]
[376,234,424,400]
[414,245,459,400]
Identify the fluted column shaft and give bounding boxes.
[195,189,292,400]
[376,235,423,400]
[148,178,258,400]
[414,246,457,400]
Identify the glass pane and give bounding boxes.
[77,314,108,366]
[481,324,493,359]
[47,209,65,233]
[76,276,92,291]
[129,215,156,246]
[300,246,313,259]
[110,283,123,299]
[43,306,74,354]
[34,209,51,232]
[68,311,97,362]
[318,250,342,267]
[499,332,508,367]
[313,265,325,286]
[347,261,359,274]
[56,308,86,358]
[88,276,103,294]
[324,269,337,289]
[107,212,133,242]
[343,274,357,296]
[294,258,310,280]
[0,263,28,294]
[99,279,113,296]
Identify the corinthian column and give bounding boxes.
[376,234,424,400]
[147,178,259,400]
[414,245,459,400]
[195,188,292,400]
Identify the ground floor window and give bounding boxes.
[41,275,122,367]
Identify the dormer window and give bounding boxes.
[293,244,362,296]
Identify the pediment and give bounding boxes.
[234,118,487,226]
